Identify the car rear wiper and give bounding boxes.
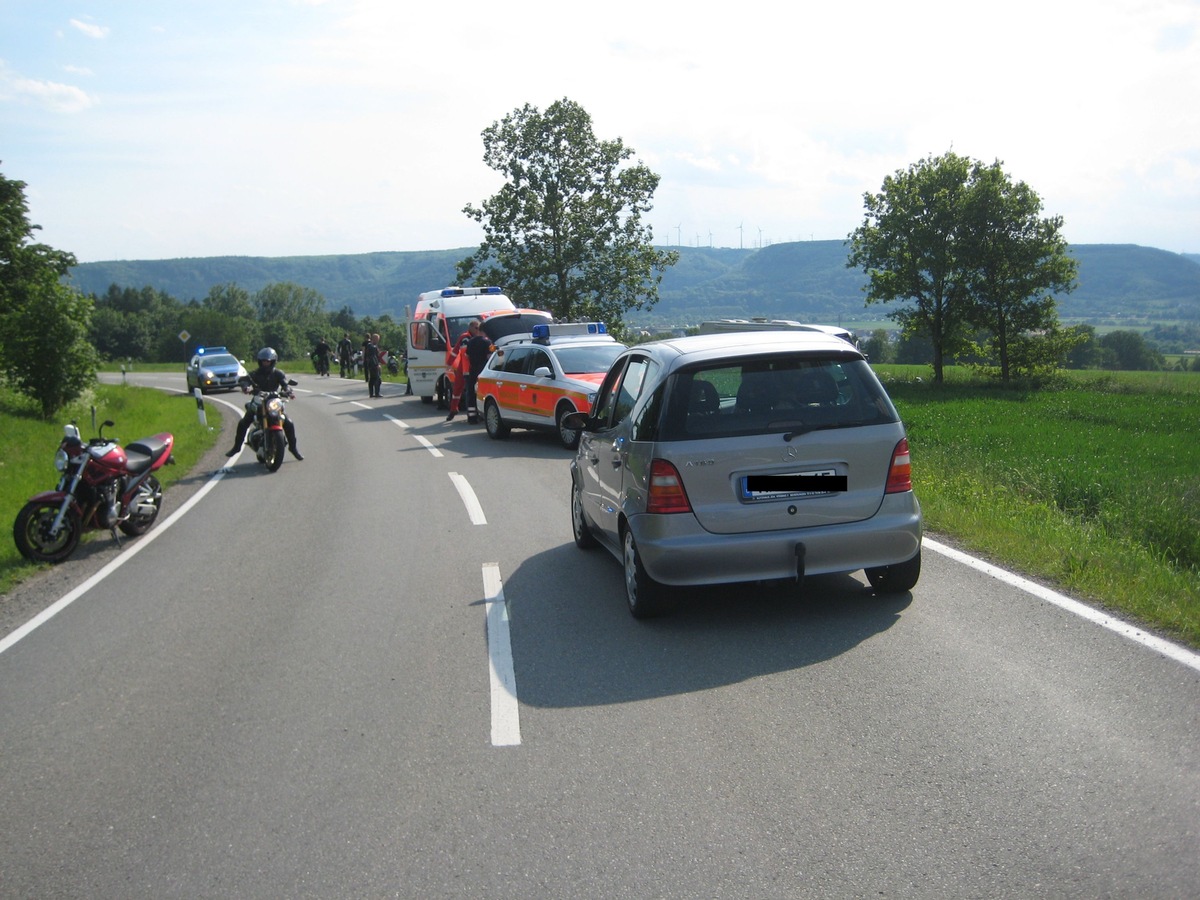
[778,420,875,441]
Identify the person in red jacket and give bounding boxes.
[444,332,471,421]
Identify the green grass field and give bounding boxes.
[876,365,1200,646]
[0,383,222,594]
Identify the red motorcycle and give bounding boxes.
[13,418,176,564]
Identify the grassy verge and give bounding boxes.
[876,365,1200,647]
[0,383,221,595]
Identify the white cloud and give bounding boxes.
[0,63,95,113]
[68,18,110,40]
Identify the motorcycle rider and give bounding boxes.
[225,347,303,460]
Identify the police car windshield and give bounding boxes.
[201,354,238,367]
[552,343,625,375]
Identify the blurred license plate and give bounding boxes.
[742,469,846,500]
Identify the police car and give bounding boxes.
[475,323,626,449]
[186,346,248,394]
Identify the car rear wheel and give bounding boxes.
[623,527,667,618]
[865,550,921,593]
[571,481,598,549]
[484,398,510,439]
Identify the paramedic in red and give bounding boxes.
[444,331,471,421]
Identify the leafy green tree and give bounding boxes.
[0,166,97,416]
[457,98,678,334]
[1099,330,1163,371]
[3,269,98,417]
[862,328,894,363]
[962,160,1078,380]
[204,282,256,319]
[847,152,978,382]
[1063,323,1099,369]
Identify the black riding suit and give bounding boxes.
[230,366,300,455]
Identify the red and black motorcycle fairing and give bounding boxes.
[13,419,176,564]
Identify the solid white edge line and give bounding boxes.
[0,392,249,656]
[448,472,487,525]
[924,538,1200,674]
[0,463,234,656]
[483,563,521,747]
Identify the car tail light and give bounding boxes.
[885,438,912,494]
[646,459,692,514]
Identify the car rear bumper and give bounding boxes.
[627,492,922,586]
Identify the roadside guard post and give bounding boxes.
[194,387,208,428]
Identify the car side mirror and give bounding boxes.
[561,410,590,433]
[533,366,553,378]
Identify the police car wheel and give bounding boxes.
[556,403,581,450]
[484,399,510,439]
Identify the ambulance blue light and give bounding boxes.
[481,286,502,294]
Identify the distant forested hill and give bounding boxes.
[67,241,1200,329]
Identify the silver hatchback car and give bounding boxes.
[567,331,922,617]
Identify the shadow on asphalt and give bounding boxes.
[502,541,912,708]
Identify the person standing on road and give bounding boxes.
[363,332,383,398]
[462,319,493,425]
[444,331,471,421]
[337,333,353,378]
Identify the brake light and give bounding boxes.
[646,459,692,514]
[885,438,912,494]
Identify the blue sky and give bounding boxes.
[2,0,1197,262]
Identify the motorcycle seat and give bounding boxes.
[125,436,171,473]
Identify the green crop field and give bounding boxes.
[877,366,1200,646]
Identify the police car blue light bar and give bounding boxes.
[531,322,608,340]
[196,346,227,355]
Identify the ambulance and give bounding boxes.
[406,286,550,407]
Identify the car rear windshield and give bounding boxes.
[659,356,900,441]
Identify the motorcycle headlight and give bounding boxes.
[55,448,70,472]
[265,397,284,416]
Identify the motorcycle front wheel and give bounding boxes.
[119,475,162,536]
[14,501,83,564]
[265,430,286,472]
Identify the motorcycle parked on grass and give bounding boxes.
[242,379,298,473]
[14,417,176,564]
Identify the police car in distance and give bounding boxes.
[186,346,248,394]
[475,323,627,449]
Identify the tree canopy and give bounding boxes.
[0,165,96,417]
[456,98,678,334]
[847,151,1077,381]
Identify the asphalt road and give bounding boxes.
[0,371,1196,898]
